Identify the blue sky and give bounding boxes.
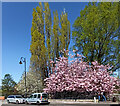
[2,2,89,83]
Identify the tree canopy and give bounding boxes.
[16,70,43,94]
[72,2,120,71]
[2,74,16,97]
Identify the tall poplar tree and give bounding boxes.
[30,3,46,91]
[60,11,71,55]
[20,3,71,93]
[36,2,48,79]
[51,10,60,61]
[44,3,52,75]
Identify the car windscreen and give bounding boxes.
[8,96,14,98]
[29,95,33,98]
[16,96,23,98]
[42,94,48,98]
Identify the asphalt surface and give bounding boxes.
[1,100,120,106]
[1,103,120,106]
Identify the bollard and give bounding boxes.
[94,97,96,103]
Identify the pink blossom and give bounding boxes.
[44,53,120,95]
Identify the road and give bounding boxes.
[1,103,120,106]
[1,100,120,106]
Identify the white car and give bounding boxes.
[25,93,50,105]
[7,95,25,104]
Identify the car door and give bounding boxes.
[42,93,48,101]
[33,94,37,103]
[7,96,12,103]
[10,96,15,103]
[12,96,16,103]
[28,95,34,103]
[38,94,41,102]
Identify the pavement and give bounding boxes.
[0,99,120,106]
[48,99,120,104]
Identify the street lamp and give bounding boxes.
[19,57,27,98]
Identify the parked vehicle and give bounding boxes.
[25,93,50,105]
[7,95,25,104]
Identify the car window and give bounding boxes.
[8,96,12,98]
[29,95,33,98]
[34,94,37,98]
[16,95,22,98]
[42,94,48,98]
[38,94,41,98]
[8,96,15,98]
[11,96,14,98]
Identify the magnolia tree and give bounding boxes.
[44,52,119,98]
[16,69,43,95]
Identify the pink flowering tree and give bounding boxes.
[44,52,119,99]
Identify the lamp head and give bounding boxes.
[19,61,22,64]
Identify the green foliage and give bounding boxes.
[22,2,71,93]
[60,12,71,51]
[51,10,60,61]
[30,3,47,89]
[44,2,52,74]
[72,2,120,71]
[2,74,16,97]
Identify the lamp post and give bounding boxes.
[19,57,27,98]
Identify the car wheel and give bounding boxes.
[7,100,10,104]
[25,101,28,105]
[16,100,19,104]
[47,102,50,105]
[36,101,40,105]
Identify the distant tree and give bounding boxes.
[72,2,120,71]
[2,74,16,97]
